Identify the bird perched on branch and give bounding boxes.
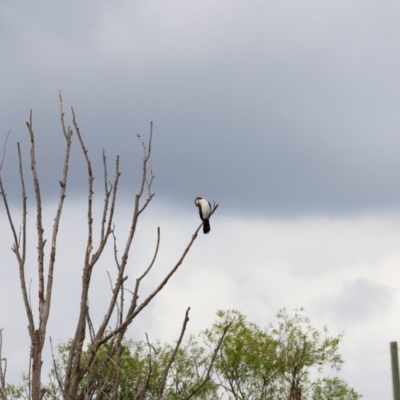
[195,197,211,234]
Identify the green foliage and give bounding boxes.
[202,308,360,400]
[271,308,345,399]
[312,377,362,400]
[203,309,279,399]
[5,309,361,400]
[48,336,218,399]
[4,382,26,399]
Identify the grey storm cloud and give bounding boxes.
[1,0,400,217]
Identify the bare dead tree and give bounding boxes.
[0,94,73,400]
[0,95,219,400]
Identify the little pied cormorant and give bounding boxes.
[195,197,211,234]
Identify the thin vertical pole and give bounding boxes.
[390,342,400,400]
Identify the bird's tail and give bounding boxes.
[203,219,211,234]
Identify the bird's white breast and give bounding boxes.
[198,198,211,219]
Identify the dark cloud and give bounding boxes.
[1,0,400,218]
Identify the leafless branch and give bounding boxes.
[182,323,230,400]
[131,227,161,311]
[26,111,46,311]
[130,205,219,321]
[111,230,120,269]
[157,307,191,399]
[136,333,153,400]
[100,150,112,242]
[45,96,73,322]
[64,108,96,395]
[76,126,156,373]
[15,144,34,339]
[0,131,10,173]
[0,141,33,335]
[49,337,63,394]
[86,308,96,346]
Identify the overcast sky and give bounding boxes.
[1,1,400,398]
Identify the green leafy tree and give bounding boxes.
[7,309,361,400]
[271,308,344,399]
[203,308,361,400]
[203,309,279,399]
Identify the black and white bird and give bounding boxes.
[195,197,211,234]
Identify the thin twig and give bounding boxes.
[131,227,161,312]
[111,230,120,269]
[0,131,11,172]
[157,307,191,399]
[182,323,230,400]
[86,308,95,346]
[135,333,153,400]
[49,337,63,393]
[100,149,112,242]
